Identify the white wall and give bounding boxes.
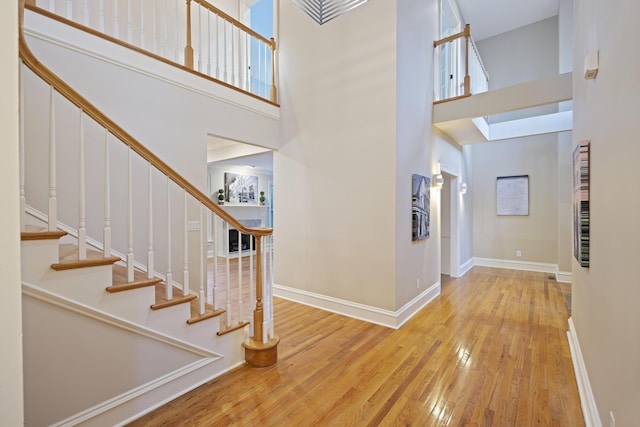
[394,0,441,309]
[478,17,559,123]
[0,1,23,426]
[276,0,397,311]
[471,136,559,263]
[572,0,640,425]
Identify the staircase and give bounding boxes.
[19,1,278,425]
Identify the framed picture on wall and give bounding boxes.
[412,174,430,241]
[224,172,259,204]
[573,141,590,267]
[496,175,529,216]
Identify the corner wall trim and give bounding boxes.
[567,318,602,427]
[459,258,474,276]
[273,282,441,329]
[556,270,573,283]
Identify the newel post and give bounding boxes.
[184,0,194,69]
[463,24,470,96]
[270,37,278,104]
[242,233,279,367]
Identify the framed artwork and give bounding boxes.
[573,141,590,267]
[496,175,529,215]
[224,172,258,204]
[412,174,430,241]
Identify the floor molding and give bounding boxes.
[459,258,474,277]
[556,270,573,283]
[473,257,558,274]
[567,318,602,427]
[273,281,441,329]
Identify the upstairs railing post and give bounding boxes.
[184,0,194,68]
[270,37,277,103]
[463,24,470,97]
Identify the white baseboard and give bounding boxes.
[567,318,602,427]
[459,258,474,277]
[556,271,573,283]
[473,257,558,274]
[273,281,441,329]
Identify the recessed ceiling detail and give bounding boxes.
[292,0,369,25]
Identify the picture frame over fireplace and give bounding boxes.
[224,172,259,204]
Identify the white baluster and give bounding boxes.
[48,87,57,232]
[183,190,189,295]
[152,0,158,53]
[262,236,268,343]
[223,20,227,82]
[103,129,111,257]
[147,163,154,279]
[165,177,173,300]
[66,0,72,20]
[215,16,220,79]
[225,222,231,325]
[19,65,25,232]
[238,231,243,322]
[78,110,87,260]
[174,0,179,62]
[113,0,120,38]
[268,235,275,338]
[99,0,105,32]
[126,147,134,282]
[249,232,254,336]
[211,213,218,309]
[163,0,168,57]
[139,0,145,48]
[207,12,211,75]
[245,34,250,92]
[127,0,132,43]
[199,205,205,315]
[230,27,235,86]
[83,0,89,26]
[197,4,202,72]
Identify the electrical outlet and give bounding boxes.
[516,250,522,257]
[610,411,615,427]
[416,278,420,289]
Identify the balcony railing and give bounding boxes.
[28,0,278,104]
[434,24,488,103]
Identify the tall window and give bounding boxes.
[438,0,463,100]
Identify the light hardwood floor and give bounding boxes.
[127,267,583,426]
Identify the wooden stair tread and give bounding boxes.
[51,244,121,270]
[106,264,163,293]
[217,321,250,336]
[187,304,226,325]
[151,283,197,310]
[21,225,67,241]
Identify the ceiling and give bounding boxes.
[456,0,560,41]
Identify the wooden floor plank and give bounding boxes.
[126,267,584,426]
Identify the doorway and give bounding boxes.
[440,169,461,277]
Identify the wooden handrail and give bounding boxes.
[18,0,271,238]
[433,24,469,47]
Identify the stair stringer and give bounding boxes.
[22,283,246,427]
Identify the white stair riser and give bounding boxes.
[21,239,61,280]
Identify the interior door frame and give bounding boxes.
[439,164,462,278]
